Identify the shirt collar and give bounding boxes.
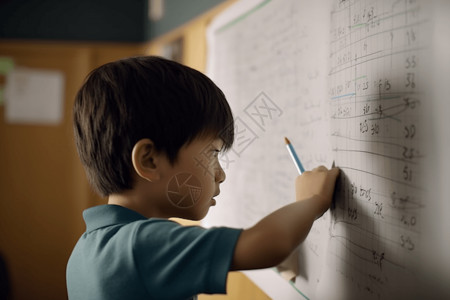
[83,204,147,233]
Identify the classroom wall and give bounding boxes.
[0,0,146,42]
[0,0,228,42]
[0,41,146,300]
[0,1,271,299]
[145,0,228,40]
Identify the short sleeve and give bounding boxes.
[132,220,242,299]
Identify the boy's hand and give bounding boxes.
[295,166,340,217]
[230,165,340,271]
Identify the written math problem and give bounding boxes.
[329,0,427,298]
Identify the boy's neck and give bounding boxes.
[108,192,168,219]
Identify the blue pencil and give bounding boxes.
[284,137,305,174]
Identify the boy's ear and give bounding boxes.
[131,138,162,182]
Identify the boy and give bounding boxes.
[66,56,339,299]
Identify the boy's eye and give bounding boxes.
[207,149,220,160]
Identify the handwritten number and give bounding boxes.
[406,73,415,88]
[404,124,416,139]
[400,235,415,251]
[403,165,412,182]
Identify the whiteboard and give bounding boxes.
[205,0,450,299]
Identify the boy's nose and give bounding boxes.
[216,165,226,183]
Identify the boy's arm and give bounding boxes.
[230,166,339,271]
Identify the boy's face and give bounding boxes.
[163,137,226,220]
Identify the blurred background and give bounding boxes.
[0,0,270,299]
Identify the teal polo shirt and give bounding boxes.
[66,205,242,300]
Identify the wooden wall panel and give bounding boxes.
[200,273,271,300]
[0,41,143,300]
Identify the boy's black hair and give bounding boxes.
[73,56,234,197]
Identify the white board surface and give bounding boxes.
[205,0,450,299]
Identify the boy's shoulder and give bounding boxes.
[80,204,242,251]
[82,204,175,234]
[68,204,243,299]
